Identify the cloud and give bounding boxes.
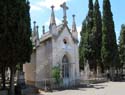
[30,0,70,11]
[45,17,62,26]
[30,4,42,11]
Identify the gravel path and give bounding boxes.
[39,82,125,95]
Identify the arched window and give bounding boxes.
[62,55,68,63]
[62,55,69,78]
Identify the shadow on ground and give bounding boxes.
[51,82,108,93]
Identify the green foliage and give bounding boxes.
[85,0,94,61]
[119,24,125,66]
[79,20,87,70]
[79,0,94,70]
[17,0,32,64]
[52,66,60,84]
[16,64,21,71]
[101,0,120,68]
[92,0,102,65]
[89,0,93,13]
[0,0,32,66]
[0,0,32,94]
[80,0,120,72]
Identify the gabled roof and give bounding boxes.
[40,32,52,43]
[39,23,78,44]
[55,24,79,44]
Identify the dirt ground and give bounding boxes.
[38,82,125,95]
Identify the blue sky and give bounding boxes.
[29,0,125,42]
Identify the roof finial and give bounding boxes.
[33,21,36,26]
[36,25,39,31]
[36,25,40,46]
[60,2,69,25]
[51,5,54,9]
[42,25,45,34]
[72,14,77,32]
[33,21,36,30]
[50,5,56,27]
[36,25,39,39]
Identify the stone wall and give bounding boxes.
[35,39,52,87]
[52,27,80,82]
[23,63,36,86]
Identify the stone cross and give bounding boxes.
[60,2,69,24]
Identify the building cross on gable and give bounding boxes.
[60,2,69,24]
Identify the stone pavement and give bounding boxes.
[37,82,125,95]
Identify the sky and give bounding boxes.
[29,0,125,42]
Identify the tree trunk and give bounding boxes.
[9,66,15,95]
[93,59,97,78]
[109,66,115,81]
[1,65,6,89]
[101,63,104,73]
[20,64,23,71]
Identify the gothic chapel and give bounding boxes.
[24,2,80,88]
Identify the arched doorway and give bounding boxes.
[62,55,70,87]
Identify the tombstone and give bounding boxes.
[17,71,26,89]
[16,71,27,95]
[97,65,102,78]
[84,60,90,80]
[5,67,10,80]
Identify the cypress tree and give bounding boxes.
[119,24,125,68]
[79,0,94,70]
[86,0,95,70]
[17,0,32,70]
[88,0,93,30]
[10,0,32,94]
[92,0,103,72]
[101,0,119,73]
[0,0,7,89]
[0,0,32,94]
[79,19,87,70]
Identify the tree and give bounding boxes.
[52,66,60,84]
[0,0,32,94]
[79,0,94,70]
[85,0,96,71]
[92,0,103,72]
[101,0,120,77]
[0,0,7,89]
[17,0,32,70]
[79,19,87,70]
[119,24,125,68]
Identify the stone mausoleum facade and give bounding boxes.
[23,2,80,88]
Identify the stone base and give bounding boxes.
[0,90,8,95]
[17,71,26,89]
[26,80,35,86]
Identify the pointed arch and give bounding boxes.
[62,55,69,78]
[62,55,69,63]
